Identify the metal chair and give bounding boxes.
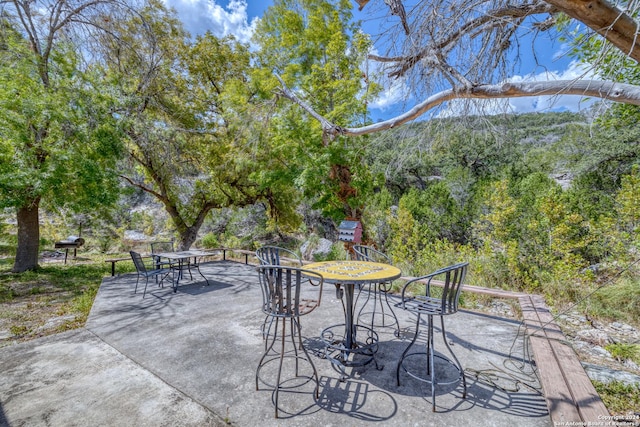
[150,241,174,267]
[396,262,469,412]
[129,251,170,298]
[151,241,192,281]
[352,245,401,336]
[256,246,304,341]
[255,246,303,267]
[255,265,323,418]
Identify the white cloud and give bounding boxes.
[366,46,412,112]
[369,77,408,110]
[164,0,259,43]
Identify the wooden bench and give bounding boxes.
[105,257,132,276]
[398,275,608,422]
[217,248,255,264]
[519,294,609,422]
[215,248,303,266]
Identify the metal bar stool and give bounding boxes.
[255,246,305,344]
[255,265,323,418]
[352,245,401,336]
[396,262,469,412]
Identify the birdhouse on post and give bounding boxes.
[338,220,362,244]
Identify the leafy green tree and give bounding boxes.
[616,165,640,235]
[253,0,380,221]
[96,2,276,249]
[563,107,640,228]
[387,201,424,269]
[0,16,122,272]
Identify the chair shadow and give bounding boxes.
[316,376,397,422]
[348,339,548,417]
[0,403,10,427]
[463,372,549,417]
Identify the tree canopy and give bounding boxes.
[253,0,381,220]
[93,0,284,249]
[0,11,124,272]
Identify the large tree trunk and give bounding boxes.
[177,226,199,251]
[13,198,41,273]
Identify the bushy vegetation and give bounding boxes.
[361,109,640,322]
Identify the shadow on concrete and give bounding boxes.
[0,404,10,427]
[175,280,234,295]
[316,376,397,421]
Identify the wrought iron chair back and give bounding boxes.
[255,246,302,267]
[129,250,169,297]
[352,245,392,264]
[258,265,323,317]
[150,241,175,267]
[130,250,149,273]
[399,262,468,316]
[150,241,174,253]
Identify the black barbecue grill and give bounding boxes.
[54,236,85,264]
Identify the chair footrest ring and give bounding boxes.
[399,352,463,386]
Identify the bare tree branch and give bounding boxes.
[274,74,345,141]
[368,1,555,80]
[277,77,640,138]
[384,0,410,34]
[119,174,166,202]
[364,0,640,69]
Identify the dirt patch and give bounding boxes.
[0,289,84,346]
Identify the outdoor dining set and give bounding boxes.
[129,242,212,297]
[254,245,469,418]
[128,242,469,418]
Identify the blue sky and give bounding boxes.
[163,0,594,120]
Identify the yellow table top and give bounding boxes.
[304,260,401,284]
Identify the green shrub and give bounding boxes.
[586,277,640,324]
[313,243,346,262]
[201,233,219,249]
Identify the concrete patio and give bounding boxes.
[0,260,553,426]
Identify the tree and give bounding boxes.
[253,0,380,220]
[96,2,279,249]
[0,9,123,272]
[616,165,640,234]
[277,0,640,138]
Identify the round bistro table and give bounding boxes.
[303,260,401,379]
